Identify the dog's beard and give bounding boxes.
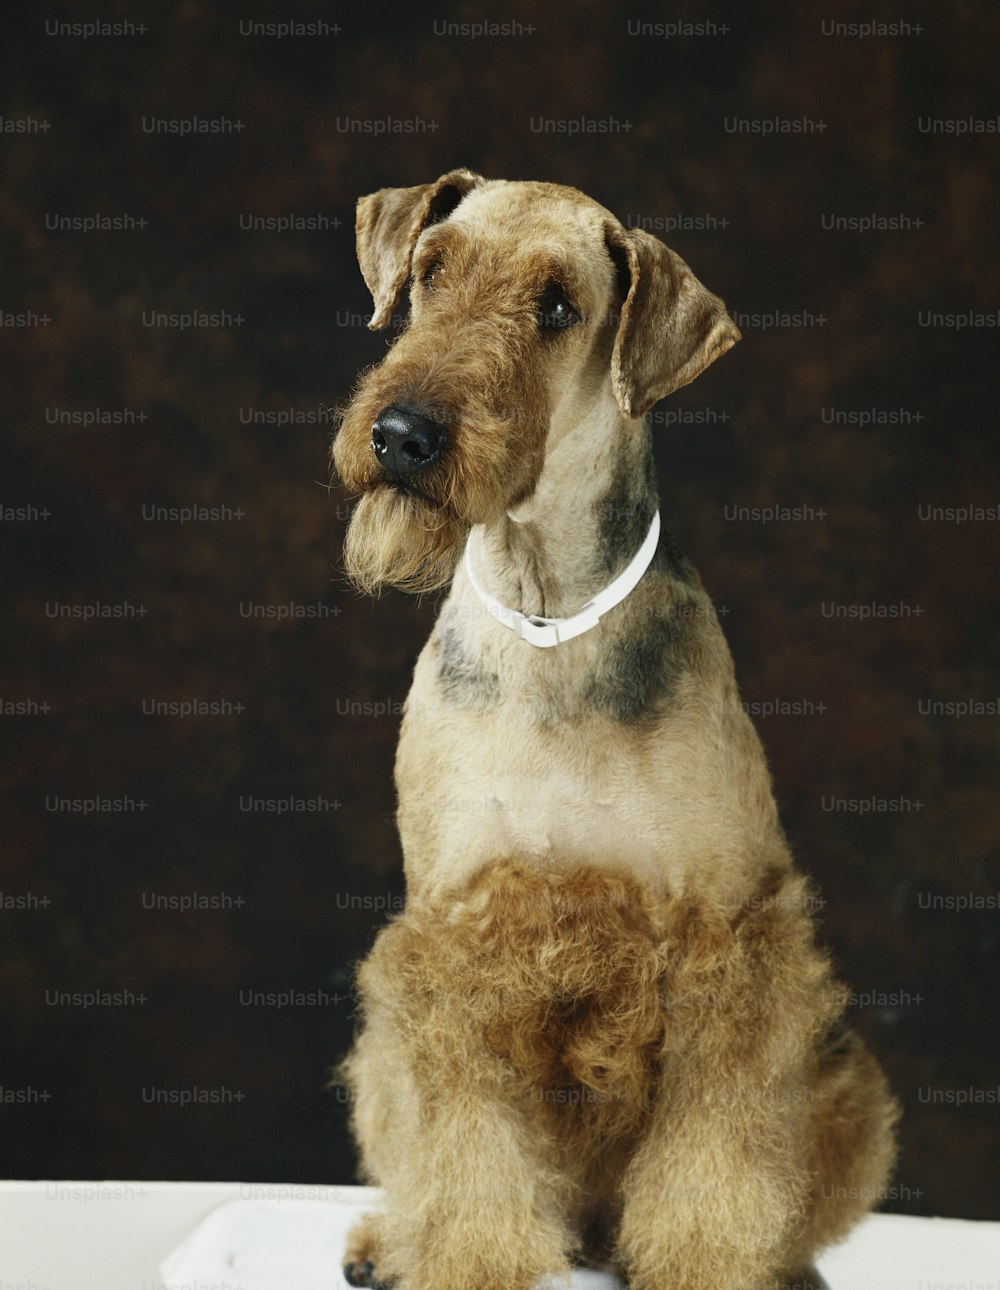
[332,356,547,596]
[342,486,468,596]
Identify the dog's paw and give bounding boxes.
[778,1268,831,1290]
[343,1212,394,1290]
[343,1259,394,1290]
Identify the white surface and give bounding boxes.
[0,1180,367,1290]
[160,1194,365,1290]
[0,1181,998,1290]
[818,1210,1000,1288]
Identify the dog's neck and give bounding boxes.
[466,396,660,621]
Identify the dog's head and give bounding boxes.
[332,169,739,595]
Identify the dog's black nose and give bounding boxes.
[371,404,447,476]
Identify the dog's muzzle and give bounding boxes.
[371,403,447,477]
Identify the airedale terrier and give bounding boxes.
[332,169,898,1290]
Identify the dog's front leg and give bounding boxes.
[616,874,843,1290]
[341,918,575,1290]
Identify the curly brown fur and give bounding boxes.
[337,864,896,1290]
[616,873,898,1290]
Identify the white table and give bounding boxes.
[1,1180,997,1290]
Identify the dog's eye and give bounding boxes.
[420,258,444,291]
[537,284,580,330]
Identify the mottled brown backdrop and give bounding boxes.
[2,0,998,1220]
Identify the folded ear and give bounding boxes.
[355,169,482,329]
[605,223,741,419]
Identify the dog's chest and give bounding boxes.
[394,619,720,898]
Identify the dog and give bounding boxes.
[331,169,898,1290]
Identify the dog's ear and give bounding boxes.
[356,169,482,329]
[604,223,740,419]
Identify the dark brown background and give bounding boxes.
[2,0,998,1220]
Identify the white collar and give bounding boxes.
[462,509,661,648]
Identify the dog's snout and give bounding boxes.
[371,404,447,476]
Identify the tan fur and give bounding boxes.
[332,172,899,1290]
